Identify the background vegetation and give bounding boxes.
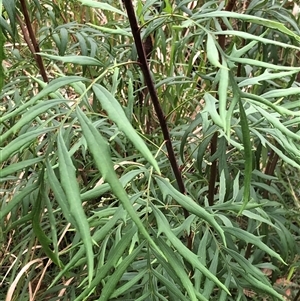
[1,0,300,300]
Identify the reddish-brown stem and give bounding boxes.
[19,0,48,82]
[16,14,36,56]
[263,149,279,199]
[123,1,189,219]
[123,1,194,253]
[208,132,218,206]
[224,0,236,12]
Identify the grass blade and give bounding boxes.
[57,130,94,285]
[93,84,160,174]
[152,205,230,296]
[224,227,285,264]
[76,106,165,259]
[238,99,252,214]
[0,127,55,162]
[99,242,145,301]
[74,226,137,301]
[155,176,226,245]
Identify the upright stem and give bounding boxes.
[124,0,194,252]
[263,149,279,199]
[123,1,189,219]
[208,132,218,206]
[19,0,48,82]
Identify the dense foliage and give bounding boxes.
[1,0,300,300]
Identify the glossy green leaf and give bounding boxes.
[261,87,300,99]
[239,271,285,300]
[242,91,300,117]
[59,27,68,56]
[239,70,298,88]
[0,27,5,91]
[221,30,300,50]
[230,56,300,71]
[75,32,88,56]
[242,210,278,228]
[218,273,232,301]
[203,93,223,127]
[254,105,300,141]
[212,200,264,212]
[194,228,210,291]
[3,0,16,37]
[218,170,226,204]
[43,186,60,262]
[226,248,272,283]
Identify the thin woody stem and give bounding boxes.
[123,1,189,220]
[19,0,48,82]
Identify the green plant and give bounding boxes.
[1,0,300,300]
